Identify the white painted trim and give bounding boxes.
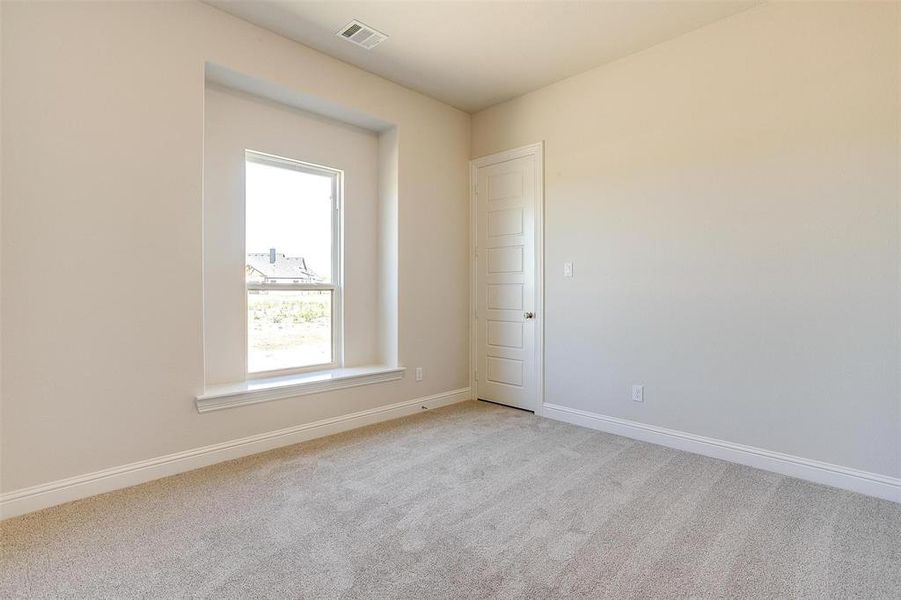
[469,142,545,415]
[534,143,545,417]
[543,403,901,503]
[469,158,478,404]
[1,388,471,520]
[471,142,544,167]
[196,365,405,413]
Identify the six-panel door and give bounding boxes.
[476,154,537,411]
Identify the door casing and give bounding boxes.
[469,142,545,415]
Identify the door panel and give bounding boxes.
[476,154,537,411]
[487,285,522,310]
[487,357,524,386]
[488,209,523,236]
[488,321,523,348]
[487,247,523,273]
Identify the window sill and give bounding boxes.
[195,365,406,413]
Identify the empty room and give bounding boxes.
[1,0,900,598]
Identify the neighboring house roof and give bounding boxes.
[246,252,321,283]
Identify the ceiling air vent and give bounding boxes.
[336,20,388,50]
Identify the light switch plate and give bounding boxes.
[563,262,573,278]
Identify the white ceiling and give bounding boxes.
[207,1,760,113]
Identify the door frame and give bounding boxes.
[469,142,545,415]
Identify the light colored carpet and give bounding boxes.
[1,400,899,599]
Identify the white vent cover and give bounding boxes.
[336,20,388,50]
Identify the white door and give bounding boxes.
[473,147,541,412]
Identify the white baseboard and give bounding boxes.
[0,388,471,520]
[543,403,901,503]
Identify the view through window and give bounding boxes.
[245,151,340,374]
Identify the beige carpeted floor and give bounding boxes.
[2,400,900,599]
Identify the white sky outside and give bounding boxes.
[245,160,333,282]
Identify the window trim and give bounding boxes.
[195,366,406,413]
[244,150,344,379]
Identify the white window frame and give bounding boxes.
[244,149,344,379]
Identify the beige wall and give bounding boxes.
[472,2,901,477]
[378,126,400,367]
[203,85,382,383]
[0,1,470,492]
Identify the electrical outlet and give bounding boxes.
[563,262,573,278]
[631,384,644,403]
[415,367,423,382]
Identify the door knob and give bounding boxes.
[524,312,535,320]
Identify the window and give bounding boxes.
[244,150,341,376]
